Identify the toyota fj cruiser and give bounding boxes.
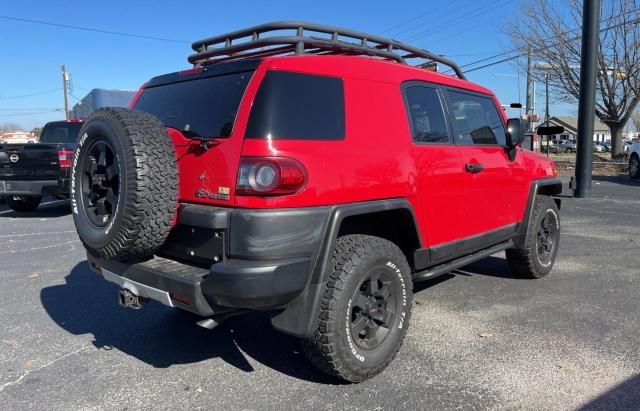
[71,22,562,382]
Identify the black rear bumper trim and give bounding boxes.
[0,179,58,196]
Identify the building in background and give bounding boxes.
[0,131,36,144]
[535,116,611,142]
[70,89,137,119]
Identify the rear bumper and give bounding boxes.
[91,253,312,316]
[88,203,330,315]
[0,179,62,196]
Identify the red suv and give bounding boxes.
[71,22,562,382]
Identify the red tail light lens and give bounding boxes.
[58,150,74,168]
[236,157,307,195]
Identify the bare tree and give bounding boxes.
[507,0,640,158]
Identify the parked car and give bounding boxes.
[593,142,605,152]
[625,141,634,152]
[70,22,562,383]
[0,120,82,212]
[629,142,640,179]
[556,139,577,153]
[541,139,556,152]
[600,141,611,152]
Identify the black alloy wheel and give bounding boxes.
[81,139,120,227]
[350,271,397,350]
[536,209,559,266]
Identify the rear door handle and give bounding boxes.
[465,163,484,173]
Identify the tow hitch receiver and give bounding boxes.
[118,289,148,310]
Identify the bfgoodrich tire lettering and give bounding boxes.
[302,235,413,383]
[506,195,560,279]
[71,107,178,260]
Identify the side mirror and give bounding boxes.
[506,118,527,161]
[506,118,527,147]
[537,126,565,136]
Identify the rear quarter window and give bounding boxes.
[245,71,345,140]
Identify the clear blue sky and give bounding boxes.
[0,0,573,130]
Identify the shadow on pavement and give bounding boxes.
[592,174,640,187]
[40,261,341,384]
[578,374,640,410]
[454,256,518,279]
[412,255,518,294]
[0,199,71,218]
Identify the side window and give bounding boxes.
[446,90,507,146]
[404,86,450,144]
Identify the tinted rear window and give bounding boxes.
[134,70,253,138]
[245,71,345,140]
[39,122,83,144]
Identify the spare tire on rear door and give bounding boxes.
[71,107,178,260]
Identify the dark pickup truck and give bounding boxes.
[0,120,82,212]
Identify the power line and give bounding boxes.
[404,0,508,42]
[450,7,640,75]
[379,1,462,35]
[0,88,61,100]
[0,15,189,44]
[0,109,63,118]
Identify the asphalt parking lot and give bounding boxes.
[1,176,639,410]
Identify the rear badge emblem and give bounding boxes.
[9,154,19,163]
[194,186,230,201]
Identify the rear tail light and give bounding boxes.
[236,157,307,195]
[58,150,74,168]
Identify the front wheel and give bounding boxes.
[506,195,560,279]
[629,154,640,179]
[302,235,413,383]
[5,196,42,212]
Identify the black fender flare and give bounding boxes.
[513,178,563,248]
[270,198,421,338]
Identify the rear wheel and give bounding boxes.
[5,196,41,212]
[629,154,640,179]
[302,235,413,383]
[506,196,560,279]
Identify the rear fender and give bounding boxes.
[270,198,421,338]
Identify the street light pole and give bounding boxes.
[574,0,601,198]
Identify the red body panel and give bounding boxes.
[142,55,557,249]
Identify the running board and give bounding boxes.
[412,240,514,282]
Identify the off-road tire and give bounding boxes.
[5,196,41,212]
[302,235,413,383]
[629,153,640,179]
[71,107,178,260]
[506,195,560,279]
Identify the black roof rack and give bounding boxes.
[188,21,466,80]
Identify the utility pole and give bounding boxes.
[574,0,601,198]
[544,73,549,124]
[61,65,69,120]
[525,48,534,132]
